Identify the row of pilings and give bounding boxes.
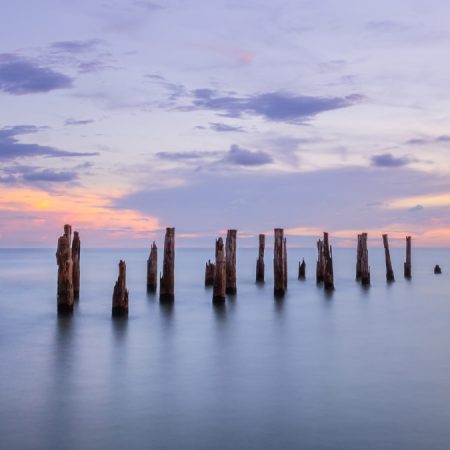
[56,225,417,314]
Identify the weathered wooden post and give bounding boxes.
[298,258,306,279]
[147,241,157,292]
[56,224,74,313]
[205,259,215,286]
[283,237,287,289]
[225,229,237,295]
[360,233,370,286]
[323,232,334,291]
[160,227,175,301]
[274,228,286,297]
[356,234,362,281]
[382,234,395,282]
[112,260,128,316]
[404,236,412,279]
[256,234,265,283]
[213,238,226,303]
[316,239,324,283]
[434,265,442,274]
[72,231,80,299]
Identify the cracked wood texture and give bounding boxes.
[147,241,157,292]
[160,228,175,301]
[56,224,73,314]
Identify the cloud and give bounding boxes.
[183,89,363,122]
[133,1,163,11]
[406,135,450,145]
[209,122,245,132]
[0,164,78,185]
[0,125,98,160]
[223,144,273,166]
[408,204,424,213]
[371,153,413,167]
[0,54,73,94]
[155,150,221,161]
[49,39,104,54]
[65,118,94,126]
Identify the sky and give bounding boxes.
[1,0,450,247]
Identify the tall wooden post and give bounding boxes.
[382,234,395,282]
[298,258,306,279]
[147,241,158,292]
[160,227,175,302]
[213,238,226,303]
[360,233,370,286]
[323,232,334,291]
[316,239,324,283]
[205,260,215,286]
[256,234,265,283]
[112,260,128,316]
[225,229,237,295]
[283,237,287,289]
[56,224,73,313]
[274,228,286,297]
[404,236,412,279]
[72,231,80,299]
[356,234,362,281]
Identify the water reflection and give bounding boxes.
[111,316,128,343]
[212,302,226,322]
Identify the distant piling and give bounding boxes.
[256,234,265,283]
[56,224,74,314]
[147,241,158,293]
[112,260,128,316]
[72,231,80,298]
[205,259,215,287]
[357,233,370,286]
[323,232,334,291]
[225,229,237,295]
[434,265,442,274]
[213,238,226,303]
[160,228,175,301]
[404,236,412,279]
[298,258,306,279]
[274,228,286,297]
[382,234,395,282]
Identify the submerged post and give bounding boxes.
[404,236,412,279]
[160,228,175,301]
[147,241,158,293]
[298,258,306,279]
[72,231,80,299]
[56,224,74,314]
[205,260,215,287]
[256,234,265,283]
[213,238,226,303]
[225,229,237,295]
[360,233,370,286]
[382,234,395,282]
[112,260,128,316]
[274,228,286,297]
[323,232,334,291]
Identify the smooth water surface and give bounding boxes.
[1,247,450,450]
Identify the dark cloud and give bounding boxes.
[408,204,424,213]
[371,153,413,167]
[184,89,363,122]
[209,122,245,132]
[0,54,73,94]
[406,135,450,145]
[49,39,103,54]
[224,144,273,166]
[65,118,94,126]
[0,125,98,160]
[0,164,78,185]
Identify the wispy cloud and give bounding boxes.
[209,122,245,133]
[64,118,94,126]
[223,144,273,166]
[0,125,98,160]
[371,153,414,167]
[405,135,450,145]
[0,54,73,95]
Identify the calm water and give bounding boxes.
[1,247,450,450]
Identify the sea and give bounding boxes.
[1,247,450,450]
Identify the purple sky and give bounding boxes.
[1,0,450,247]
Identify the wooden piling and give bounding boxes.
[359,233,370,286]
[404,236,412,279]
[283,237,287,289]
[434,265,442,274]
[225,229,237,295]
[56,224,74,313]
[274,228,286,297]
[112,260,128,316]
[323,232,334,291]
[205,259,215,286]
[256,234,265,283]
[298,258,306,279]
[160,228,175,301]
[356,234,362,281]
[316,239,324,284]
[213,238,226,303]
[72,231,80,299]
[147,241,157,292]
[382,234,395,282]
